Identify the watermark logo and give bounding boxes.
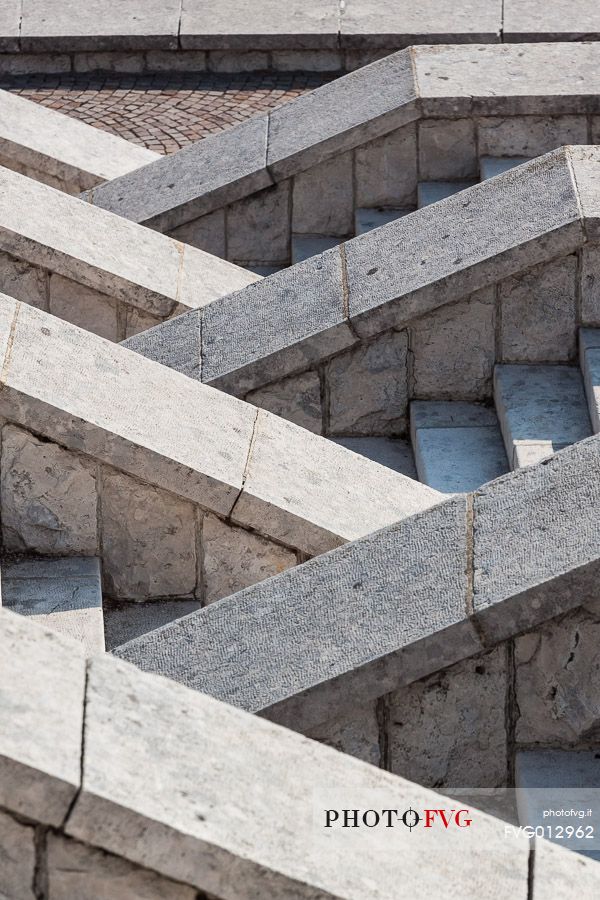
[324,807,472,831]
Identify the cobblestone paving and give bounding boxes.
[0,72,334,154]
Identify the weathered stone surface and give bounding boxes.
[580,327,600,431]
[473,434,600,641]
[21,0,181,51]
[1,424,98,554]
[202,513,296,604]
[411,400,500,430]
[412,422,508,493]
[70,654,528,896]
[504,0,600,40]
[88,116,271,231]
[208,50,270,72]
[418,180,477,208]
[181,0,340,50]
[115,496,479,729]
[347,149,582,338]
[2,557,104,654]
[493,365,591,469]
[246,370,322,433]
[388,647,508,789]
[178,241,260,309]
[326,329,409,434]
[305,701,380,767]
[340,0,501,47]
[292,153,354,236]
[514,608,600,743]
[168,209,226,258]
[355,124,417,208]
[569,147,600,242]
[0,0,20,51]
[122,309,202,380]
[0,608,84,825]
[271,49,343,72]
[355,207,410,236]
[410,290,495,399]
[478,115,587,158]
[532,831,600,897]
[479,156,531,180]
[47,834,197,900]
[232,408,442,555]
[332,436,417,477]
[227,181,290,264]
[581,244,600,326]
[2,301,255,516]
[100,469,197,601]
[499,256,577,362]
[418,118,477,181]
[267,49,418,179]
[103,599,202,651]
[49,273,119,341]
[291,234,341,264]
[0,249,47,310]
[0,809,36,900]
[124,307,162,339]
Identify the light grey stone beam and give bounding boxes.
[0,608,539,899]
[0,89,159,194]
[504,0,600,43]
[115,431,600,732]
[89,44,600,230]
[124,147,588,395]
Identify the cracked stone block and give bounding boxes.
[246,370,322,433]
[1,424,98,554]
[326,329,409,434]
[227,182,291,265]
[305,701,381,767]
[478,115,588,159]
[581,244,600,326]
[387,647,508,789]
[0,250,47,310]
[355,123,417,208]
[100,468,197,601]
[410,288,495,399]
[202,513,296,604]
[418,118,477,181]
[47,833,196,899]
[0,809,35,900]
[49,273,119,341]
[499,256,577,362]
[168,209,226,259]
[292,152,354,236]
[515,607,600,744]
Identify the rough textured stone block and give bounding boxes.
[227,181,290,264]
[292,152,354,236]
[100,469,197,601]
[180,0,340,50]
[168,209,226,258]
[355,124,417,208]
[1,424,98,554]
[580,327,600,432]
[532,832,600,897]
[246,370,322,433]
[49,273,119,341]
[473,434,600,641]
[347,149,582,338]
[493,365,591,469]
[388,647,508,789]
[418,119,477,181]
[272,50,343,72]
[504,0,600,40]
[332,436,417,477]
[499,256,577,362]
[202,513,296,604]
[305,701,380,767]
[569,147,600,242]
[267,49,418,179]
[478,115,588,158]
[206,50,270,72]
[0,249,47,310]
[514,608,600,743]
[418,180,477,208]
[47,834,197,900]
[291,234,341,264]
[232,409,442,556]
[115,496,479,729]
[21,0,181,51]
[0,809,36,900]
[2,557,104,654]
[410,290,495,399]
[0,0,20,51]
[89,116,271,231]
[69,654,528,896]
[581,244,600,326]
[479,156,532,180]
[103,599,202,651]
[122,310,202,380]
[355,207,411,236]
[0,608,84,825]
[326,329,409,434]
[124,307,161,339]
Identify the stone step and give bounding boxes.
[410,401,509,493]
[0,557,104,654]
[354,207,413,236]
[579,328,600,432]
[479,156,533,180]
[516,750,600,862]
[291,234,342,265]
[494,365,592,469]
[417,180,478,208]
[332,437,417,478]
